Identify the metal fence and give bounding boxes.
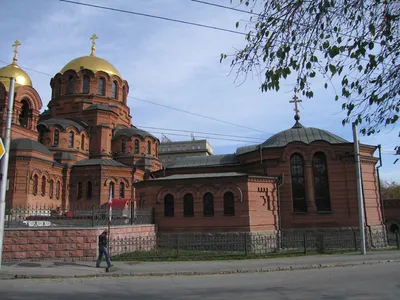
[4,204,154,228]
[110,231,400,261]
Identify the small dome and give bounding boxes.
[10,138,52,156]
[60,55,121,78]
[113,127,157,140]
[262,122,349,148]
[0,63,32,91]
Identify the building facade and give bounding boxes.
[159,139,213,165]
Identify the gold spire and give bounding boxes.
[90,33,98,56]
[12,40,21,65]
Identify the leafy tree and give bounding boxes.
[222,0,400,139]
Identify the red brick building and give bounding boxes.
[0,37,385,241]
[0,38,161,210]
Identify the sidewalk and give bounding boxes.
[1,251,399,280]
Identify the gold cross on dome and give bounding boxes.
[90,33,98,56]
[12,40,21,65]
[289,95,302,119]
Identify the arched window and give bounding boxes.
[164,194,174,217]
[82,75,90,94]
[183,193,194,217]
[313,152,331,212]
[290,154,307,213]
[223,192,235,216]
[56,181,61,199]
[77,182,82,199]
[97,77,105,96]
[54,130,59,146]
[33,175,38,195]
[122,86,126,104]
[68,131,74,148]
[41,176,46,196]
[49,180,54,199]
[390,224,399,234]
[203,192,214,217]
[147,141,151,155]
[19,100,30,127]
[121,139,126,153]
[38,131,44,144]
[109,182,115,199]
[57,79,62,97]
[67,76,74,95]
[81,135,85,151]
[87,181,92,199]
[134,139,139,154]
[119,182,125,199]
[112,81,118,99]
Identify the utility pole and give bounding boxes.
[0,77,16,269]
[353,123,367,255]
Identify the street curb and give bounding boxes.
[1,259,399,280]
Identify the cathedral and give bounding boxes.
[0,36,385,238]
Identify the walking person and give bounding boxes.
[96,230,113,268]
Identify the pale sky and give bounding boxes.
[0,0,398,182]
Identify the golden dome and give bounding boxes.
[0,40,32,91]
[60,55,122,78]
[59,34,122,78]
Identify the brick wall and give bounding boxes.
[2,225,156,261]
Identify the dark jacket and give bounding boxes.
[98,233,108,247]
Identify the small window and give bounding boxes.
[119,182,125,199]
[167,147,171,152]
[41,176,46,196]
[122,139,126,153]
[68,131,74,148]
[19,100,30,127]
[109,182,115,199]
[203,192,214,217]
[177,146,180,151]
[223,192,235,216]
[77,182,82,199]
[87,181,92,199]
[49,180,54,199]
[197,145,200,150]
[191,145,195,150]
[33,175,38,195]
[164,194,174,217]
[56,181,61,199]
[122,86,127,103]
[134,139,139,154]
[57,79,62,97]
[182,146,186,151]
[183,193,194,217]
[98,78,105,96]
[112,81,118,99]
[147,141,151,155]
[38,131,44,144]
[54,130,59,146]
[82,75,90,93]
[162,147,165,152]
[67,76,74,95]
[81,135,85,150]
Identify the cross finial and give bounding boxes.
[289,95,302,123]
[12,40,21,65]
[90,33,98,56]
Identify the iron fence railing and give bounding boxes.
[4,204,154,228]
[110,231,400,260]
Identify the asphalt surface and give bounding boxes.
[1,251,400,280]
[1,263,399,299]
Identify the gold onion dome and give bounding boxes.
[0,40,32,91]
[60,34,122,78]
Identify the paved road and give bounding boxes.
[1,263,399,299]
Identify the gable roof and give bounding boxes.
[165,154,239,169]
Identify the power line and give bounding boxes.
[58,0,247,36]
[0,58,271,135]
[191,0,257,15]
[135,125,267,140]
[0,60,53,76]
